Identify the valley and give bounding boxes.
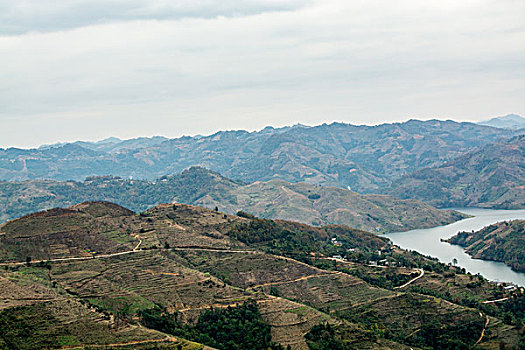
[0,118,524,349]
[2,0,523,347]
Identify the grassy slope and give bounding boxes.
[0,265,208,350]
[195,179,466,233]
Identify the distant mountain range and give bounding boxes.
[0,167,466,232]
[0,119,517,195]
[388,135,525,209]
[478,114,525,130]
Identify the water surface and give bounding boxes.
[386,208,525,286]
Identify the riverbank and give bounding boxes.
[386,208,525,286]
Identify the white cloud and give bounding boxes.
[0,0,524,147]
[0,0,310,34]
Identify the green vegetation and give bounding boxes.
[408,318,484,350]
[0,300,162,350]
[0,303,62,349]
[340,293,485,350]
[228,215,388,261]
[341,265,415,289]
[306,324,358,350]
[140,300,284,350]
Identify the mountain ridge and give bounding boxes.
[0,119,516,194]
[0,167,466,233]
[446,220,525,272]
[388,134,525,209]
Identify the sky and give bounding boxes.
[1,0,524,148]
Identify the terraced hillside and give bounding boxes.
[0,167,467,233]
[0,202,523,349]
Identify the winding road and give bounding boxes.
[0,246,259,267]
[394,268,424,289]
[482,297,509,304]
[474,312,490,346]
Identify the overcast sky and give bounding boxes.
[1,0,524,148]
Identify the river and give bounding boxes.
[386,208,525,286]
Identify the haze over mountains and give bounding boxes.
[2,0,523,346]
[0,119,520,193]
[37,136,170,153]
[1,116,524,349]
[478,114,525,130]
[1,117,523,212]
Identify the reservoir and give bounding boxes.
[386,208,525,286]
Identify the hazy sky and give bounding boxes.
[1,0,524,148]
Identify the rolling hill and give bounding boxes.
[0,201,522,349]
[191,175,467,233]
[388,135,525,209]
[0,167,467,233]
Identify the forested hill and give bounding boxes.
[447,220,525,272]
[388,134,525,209]
[0,119,514,193]
[0,167,466,233]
